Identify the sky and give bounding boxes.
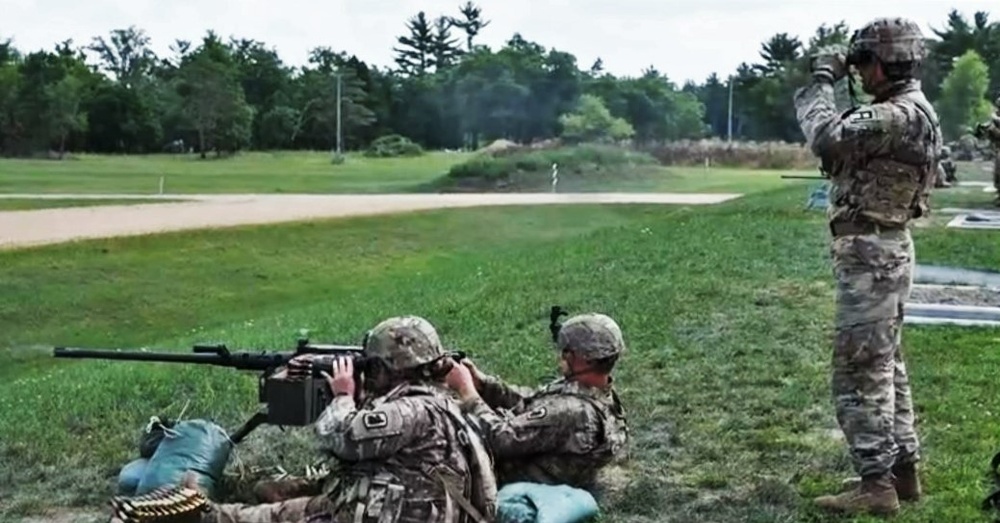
[3,0,999,84]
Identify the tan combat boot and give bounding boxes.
[890,462,921,502]
[815,473,899,516]
[840,462,922,502]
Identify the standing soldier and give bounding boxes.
[973,97,1000,204]
[793,17,940,517]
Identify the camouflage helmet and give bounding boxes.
[556,313,625,360]
[941,145,951,157]
[363,316,444,371]
[848,17,926,70]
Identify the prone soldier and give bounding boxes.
[935,145,957,187]
[112,316,497,523]
[445,313,629,498]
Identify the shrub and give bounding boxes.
[363,134,424,158]
[445,143,658,184]
[644,139,816,170]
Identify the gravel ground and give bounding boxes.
[909,285,1000,307]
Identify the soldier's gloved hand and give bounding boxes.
[810,45,847,83]
[286,354,315,380]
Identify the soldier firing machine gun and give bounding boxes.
[52,306,571,445]
[52,337,465,444]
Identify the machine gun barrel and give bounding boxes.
[53,341,366,373]
[52,341,465,436]
[780,175,826,180]
[54,346,241,366]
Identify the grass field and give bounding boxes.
[0,198,185,210]
[0,151,470,194]
[0,150,805,196]
[922,160,999,210]
[4,157,1000,522]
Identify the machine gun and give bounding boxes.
[53,337,465,443]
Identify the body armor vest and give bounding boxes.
[828,80,941,228]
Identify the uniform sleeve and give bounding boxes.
[478,373,537,410]
[462,395,599,457]
[793,80,912,161]
[313,395,428,461]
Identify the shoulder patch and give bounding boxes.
[363,412,388,429]
[348,405,406,441]
[848,109,876,122]
[526,406,547,420]
[841,106,890,138]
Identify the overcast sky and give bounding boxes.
[4,1,998,84]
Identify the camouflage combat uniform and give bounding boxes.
[974,102,1000,202]
[793,18,939,516]
[935,146,957,187]
[461,314,629,496]
[197,316,496,523]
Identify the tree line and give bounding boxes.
[0,4,996,158]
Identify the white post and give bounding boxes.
[551,163,559,192]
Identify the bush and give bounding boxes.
[363,134,424,158]
[644,139,816,170]
[447,143,657,181]
[435,143,662,193]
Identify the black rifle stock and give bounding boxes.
[52,338,467,442]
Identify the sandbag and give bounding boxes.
[116,458,149,496]
[497,482,600,523]
[135,419,233,499]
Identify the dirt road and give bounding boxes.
[0,192,742,249]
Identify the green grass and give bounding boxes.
[4,181,1000,522]
[922,160,997,210]
[0,150,803,197]
[629,166,813,193]
[0,198,185,210]
[0,151,471,194]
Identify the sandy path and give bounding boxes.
[0,192,742,249]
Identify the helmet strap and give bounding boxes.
[848,74,858,107]
[564,366,612,387]
[561,350,611,386]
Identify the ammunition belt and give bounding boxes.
[109,486,208,522]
